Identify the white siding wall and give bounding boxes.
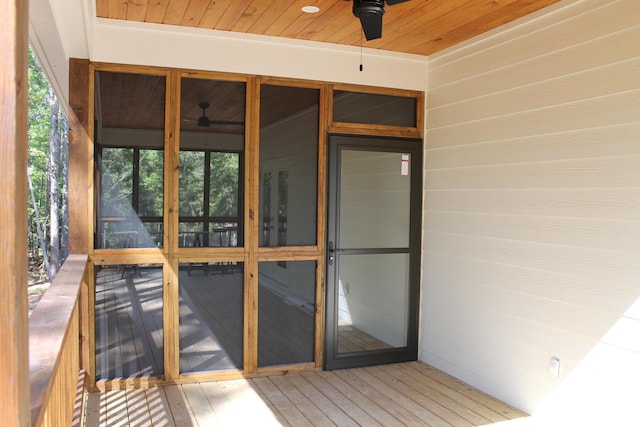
[421,0,640,422]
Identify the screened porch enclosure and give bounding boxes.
[89,65,423,387]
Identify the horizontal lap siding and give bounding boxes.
[421,0,640,420]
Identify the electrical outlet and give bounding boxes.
[549,356,560,378]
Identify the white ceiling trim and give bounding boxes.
[90,18,429,91]
[29,0,93,109]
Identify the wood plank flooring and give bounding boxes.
[84,362,528,426]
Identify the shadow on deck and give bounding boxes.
[84,361,528,426]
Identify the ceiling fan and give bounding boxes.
[185,102,245,127]
[353,0,410,41]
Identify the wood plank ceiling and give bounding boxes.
[96,0,562,57]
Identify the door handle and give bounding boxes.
[328,241,335,265]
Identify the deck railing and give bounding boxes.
[29,254,88,427]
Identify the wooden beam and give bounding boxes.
[0,0,30,425]
[68,58,92,254]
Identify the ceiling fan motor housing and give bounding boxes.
[353,0,386,41]
[198,101,211,127]
[353,0,408,41]
[353,0,386,19]
[197,116,210,127]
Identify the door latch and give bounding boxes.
[328,241,335,265]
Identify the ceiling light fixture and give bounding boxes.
[301,5,320,13]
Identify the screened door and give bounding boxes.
[325,135,422,370]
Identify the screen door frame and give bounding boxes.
[324,134,422,370]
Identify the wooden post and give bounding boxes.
[163,71,180,381]
[68,58,92,255]
[68,58,93,386]
[0,0,30,425]
[244,77,260,373]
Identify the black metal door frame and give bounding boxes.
[324,134,423,370]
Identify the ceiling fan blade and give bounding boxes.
[386,0,410,5]
[183,102,244,127]
[209,120,245,126]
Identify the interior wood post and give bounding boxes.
[244,77,260,373]
[314,84,330,369]
[164,71,180,381]
[0,0,30,424]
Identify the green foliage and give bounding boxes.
[179,151,205,217]
[139,149,164,217]
[100,147,133,216]
[28,49,51,242]
[27,47,69,278]
[178,150,240,218]
[209,152,239,217]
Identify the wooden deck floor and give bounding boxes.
[84,362,528,426]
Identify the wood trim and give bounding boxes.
[315,83,330,369]
[163,257,180,381]
[329,122,422,138]
[331,84,422,98]
[92,62,173,76]
[244,253,258,373]
[246,76,260,255]
[176,253,245,263]
[415,91,425,138]
[180,69,250,83]
[177,247,245,259]
[255,250,320,262]
[244,77,260,373]
[0,0,29,423]
[91,253,167,265]
[326,84,335,129]
[255,363,319,377]
[165,71,180,255]
[164,71,181,382]
[260,76,325,89]
[257,245,319,255]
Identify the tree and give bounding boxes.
[47,83,65,276]
[27,47,68,281]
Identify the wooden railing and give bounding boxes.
[29,254,88,427]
